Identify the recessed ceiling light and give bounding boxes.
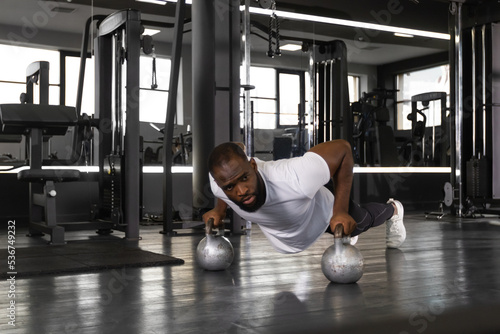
[280,44,302,51]
[143,28,161,36]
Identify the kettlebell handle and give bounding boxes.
[206,218,214,235]
[205,218,224,236]
[333,224,345,239]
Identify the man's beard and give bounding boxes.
[235,194,262,212]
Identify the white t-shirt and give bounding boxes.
[209,152,334,253]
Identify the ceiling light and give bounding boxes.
[136,0,167,5]
[247,7,450,40]
[143,28,161,36]
[394,32,414,38]
[280,44,302,51]
[158,1,450,40]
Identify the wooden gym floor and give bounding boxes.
[1,213,500,334]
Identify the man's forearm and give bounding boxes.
[215,198,228,215]
[332,151,353,214]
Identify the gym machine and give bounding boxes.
[311,41,352,146]
[445,2,500,217]
[0,9,156,244]
[460,22,500,214]
[92,9,146,239]
[351,89,399,167]
[407,92,449,167]
[0,60,94,245]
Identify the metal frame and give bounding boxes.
[94,9,142,240]
[161,0,186,235]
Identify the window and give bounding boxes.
[1,43,173,124]
[64,53,172,123]
[348,75,360,104]
[279,72,302,126]
[139,56,172,123]
[243,66,360,130]
[65,55,95,115]
[0,44,60,104]
[249,67,277,129]
[396,64,449,130]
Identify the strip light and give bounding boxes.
[394,32,414,38]
[0,166,194,174]
[249,7,450,40]
[136,1,449,40]
[1,166,448,174]
[353,167,451,173]
[136,0,167,5]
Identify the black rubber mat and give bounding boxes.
[0,240,184,278]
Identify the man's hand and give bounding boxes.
[202,209,226,228]
[329,212,357,236]
[202,198,228,228]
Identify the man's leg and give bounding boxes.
[323,182,406,248]
[346,198,406,248]
[348,199,394,237]
[325,199,392,236]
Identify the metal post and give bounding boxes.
[471,28,476,158]
[192,0,215,218]
[123,10,142,240]
[162,0,186,234]
[242,0,253,156]
[308,51,315,150]
[481,24,487,157]
[453,2,464,216]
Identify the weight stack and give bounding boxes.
[101,154,122,222]
[466,157,491,198]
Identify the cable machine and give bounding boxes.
[461,22,500,214]
[447,2,500,217]
[92,9,152,240]
[312,41,352,146]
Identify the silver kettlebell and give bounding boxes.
[321,224,364,284]
[196,218,234,271]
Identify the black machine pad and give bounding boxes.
[0,104,77,136]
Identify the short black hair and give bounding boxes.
[208,142,248,174]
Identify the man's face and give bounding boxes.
[212,157,264,212]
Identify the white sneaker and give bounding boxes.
[386,199,406,248]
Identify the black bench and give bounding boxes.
[0,104,81,245]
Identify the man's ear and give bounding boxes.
[250,158,258,172]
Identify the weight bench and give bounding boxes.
[0,104,80,245]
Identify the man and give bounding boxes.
[202,140,405,254]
